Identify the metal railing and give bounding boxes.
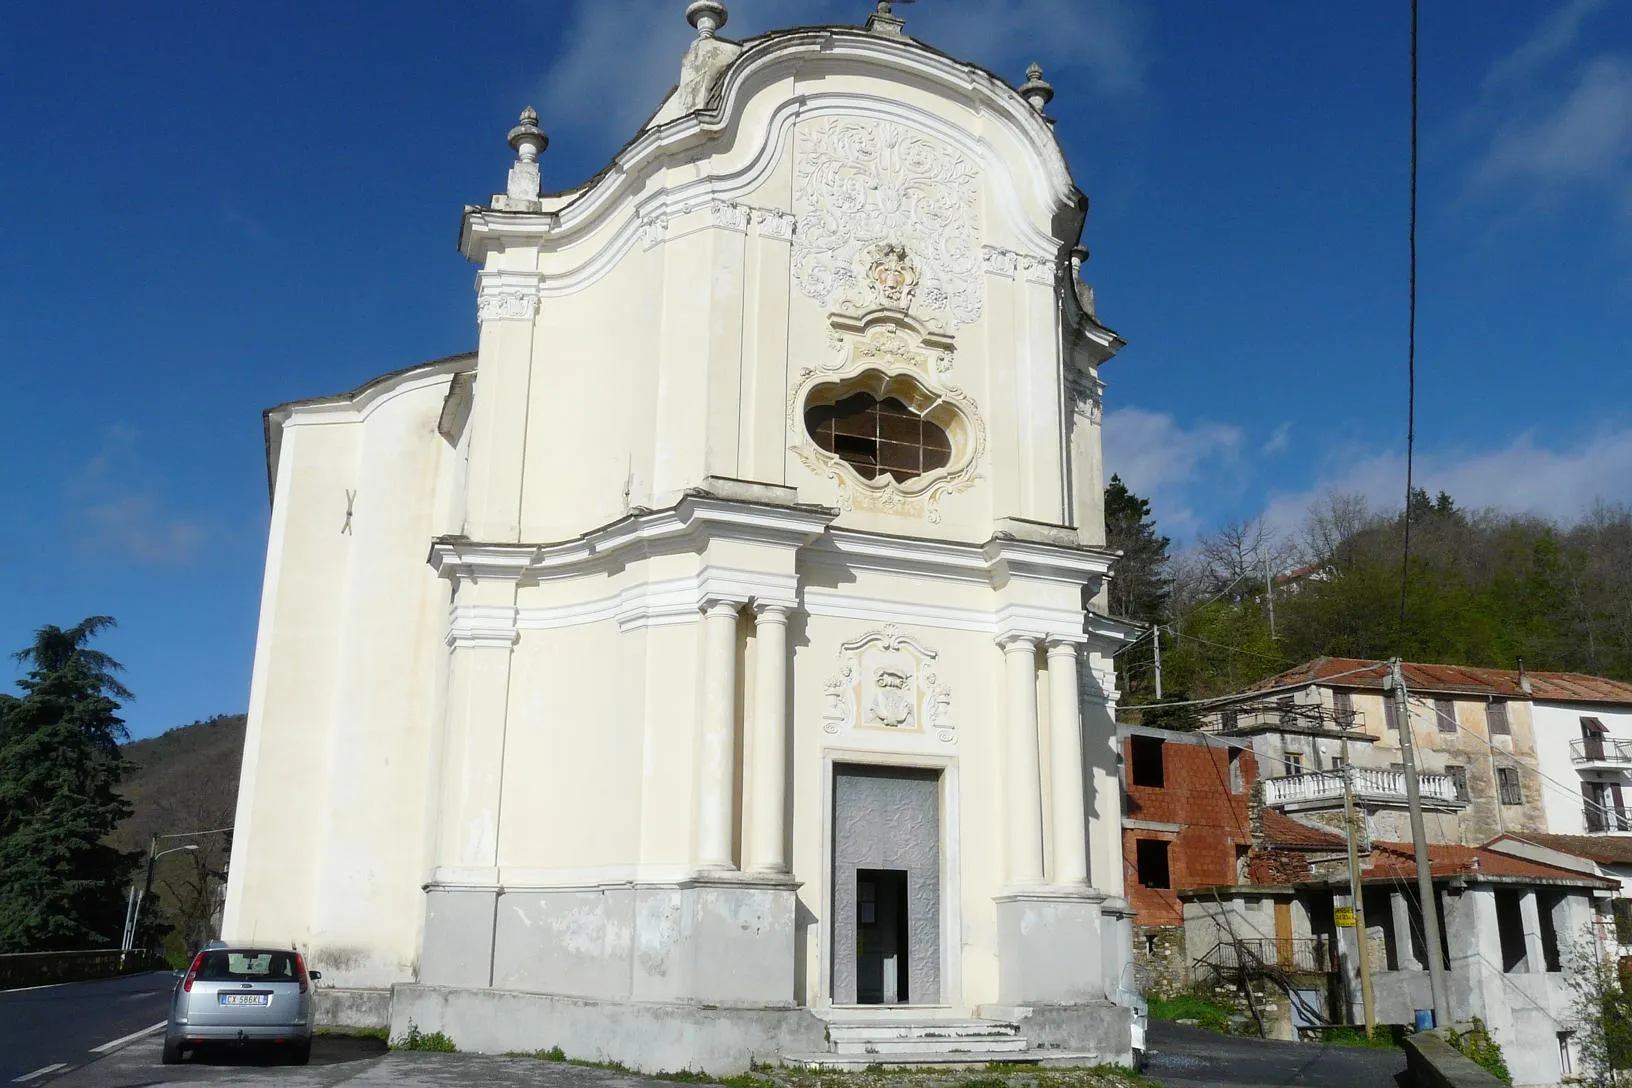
[1208,702,1368,734]
[1585,804,1632,834]
[1571,737,1632,765]
[1200,937,1337,975]
[1262,768,1461,808]
[0,949,168,990]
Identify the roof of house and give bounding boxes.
[1261,811,1347,851]
[1357,840,1617,888]
[1501,832,1632,868]
[1247,656,1632,706]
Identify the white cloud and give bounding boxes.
[1482,0,1605,91]
[1261,422,1291,457]
[1102,407,1242,534]
[67,424,206,566]
[538,0,1144,152]
[1260,428,1632,539]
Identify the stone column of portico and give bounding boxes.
[1001,634,1045,886]
[1518,890,1547,973]
[1046,639,1090,887]
[746,603,791,873]
[696,598,744,871]
[1391,891,1422,970]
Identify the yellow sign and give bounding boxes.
[1334,906,1356,928]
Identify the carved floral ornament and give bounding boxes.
[789,313,985,523]
[793,118,982,330]
[822,625,955,743]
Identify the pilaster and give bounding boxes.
[465,264,542,542]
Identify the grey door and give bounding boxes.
[832,765,940,1005]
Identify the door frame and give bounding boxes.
[819,748,963,1012]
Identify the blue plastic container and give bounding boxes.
[1414,1009,1435,1032]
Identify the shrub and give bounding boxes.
[1444,1018,1511,1086]
[393,1022,456,1052]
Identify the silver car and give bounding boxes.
[162,945,321,1065]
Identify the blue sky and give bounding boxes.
[3,0,1630,739]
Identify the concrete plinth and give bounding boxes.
[995,890,1109,1004]
[390,984,825,1074]
[422,875,799,1005]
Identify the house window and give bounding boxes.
[1284,751,1304,776]
[1487,701,1511,736]
[1446,764,1470,802]
[1495,890,1527,971]
[1220,708,1239,731]
[1333,690,1356,729]
[1434,698,1456,734]
[1559,1032,1575,1077]
[1228,748,1243,793]
[805,390,952,482]
[1129,736,1165,788]
[1384,696,1403,733]
[1135,839,1171,889]
[1497,766,1523,805]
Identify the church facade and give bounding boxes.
[224,2,1138,1072]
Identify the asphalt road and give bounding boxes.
[1146,1020,1408,1088]
[0,970,179,1084]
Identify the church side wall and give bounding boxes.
[225,380,454,992]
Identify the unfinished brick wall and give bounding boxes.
[1123,735,1257,926]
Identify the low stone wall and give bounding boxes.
[1403,1030,1506,1088]
[0,949,167,990]
[314,987,391,1030]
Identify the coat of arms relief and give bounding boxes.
[822,626,955,743]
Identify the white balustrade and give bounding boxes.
[1262,768,1460,808]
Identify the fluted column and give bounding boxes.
[1046,639,1089,887]
[746,603,791,873]
[1001,634,1045,886]
[696,598,743,871]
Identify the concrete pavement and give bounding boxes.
[0,970,177,1084]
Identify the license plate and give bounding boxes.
[220,993,270,1005]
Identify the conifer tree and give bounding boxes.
[0,617,136,952]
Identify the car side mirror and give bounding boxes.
[309,970,322,981]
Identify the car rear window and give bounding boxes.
[195,950,302,982]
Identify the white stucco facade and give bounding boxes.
[224,6,1137,1073]
[1533,700,1632,838]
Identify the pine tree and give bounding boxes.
[0,617,137,952]
[1104,475,1172,623]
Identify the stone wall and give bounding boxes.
[1132,924,1188,997]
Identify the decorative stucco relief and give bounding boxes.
[822,625,955,743]
[1065,367,1104,425]
[982,244,1057,286]
[789,312,984,523]
[476,290,538,322]
[793,118,982,328]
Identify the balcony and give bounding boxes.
[1584,803,1632,834]
[1263,768,1465,811]
[1571,737,1632,768]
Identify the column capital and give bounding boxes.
[1045,637,1085,658]
[997,632,1040,653]
[751,600,793,622]
[700,596,746,617]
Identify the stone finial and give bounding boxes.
[686,0,728,38]
[1019,63,1054,113]
[1070,245,1089,279]
[866,0,912,36]
[507,106,547,163]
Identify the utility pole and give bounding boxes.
[1264,552,1277,640]
[1340,727,1375,1035]
[1152,624,1163,700]
[1389,657,1452,1027]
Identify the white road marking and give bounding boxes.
[89,1021,166,1053]
[11,1064,67,1083]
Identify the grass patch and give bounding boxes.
[507,1052,1152,1088]
[320,1025,389,1041]
[1146,993,1237,1034]
[393,1022,456,1052]
[1321,1026,1404,1050]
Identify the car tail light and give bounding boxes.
[182,952,204,993]
[295,952,310,994]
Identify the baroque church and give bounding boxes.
[224,0,1139,1072]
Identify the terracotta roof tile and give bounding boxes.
[1260,810,1347,850]
[1504,832,1632,867]
[1359,840,1615,886]
[1246,656,1632,706]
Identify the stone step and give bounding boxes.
[826,1019,1020,1043]
[831,1035,1028,1056]
[782,1050,1104,1071]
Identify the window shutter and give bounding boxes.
[1487,701,1511,736]
[1334,691,1355,729]
[1384,697,1403,733]
[1434,698,1456,733]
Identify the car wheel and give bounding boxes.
[161,1038,184,1065]
[289,1040,312,1066]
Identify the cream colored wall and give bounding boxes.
[224,374,461,988]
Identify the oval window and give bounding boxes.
[805,391,952,483]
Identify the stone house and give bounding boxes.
[223,1,1142,1074]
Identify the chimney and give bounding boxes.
[1517,657,1532,696]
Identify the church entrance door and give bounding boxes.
[831,765,941,1005]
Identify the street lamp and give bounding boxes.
[121,840,200,954]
